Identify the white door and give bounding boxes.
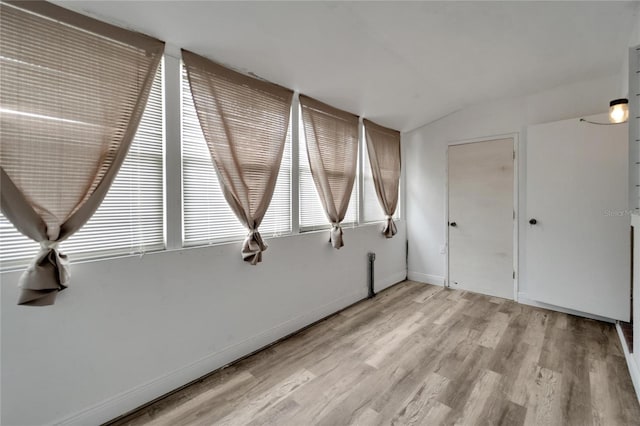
[525,114,629,321]
[448,138,515,299]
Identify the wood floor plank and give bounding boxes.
[313,336,443,425]
[589,358,616,426]
[365,332,458,423]
[477,311,511,349]
[244,397,300,426]
[285,361,376,424]
[389,372,450,426]
[487,312,530,377]
[464,293,502,319]
[499,341,536,407]
[604,352,640,425]
[521,309,549,350]
[498,299,526,315]
[214,368,315,426]
[552,311,569,330]
[362,344,442,420]
[436,344,495,412]
[538,321,568,373]
[364,311,425,368]
[433,297,468,325]
[479,394,527,426]
[559,336,594,426]
[348,407,380,426]
[412,284,442,304]
[523,366,562,426]
[451,369,503,425]
[146,370,256,426]
[419,400,452,425]
[431,315,486,380]
[108,281,640,426]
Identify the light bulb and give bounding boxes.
[609,99,629,124]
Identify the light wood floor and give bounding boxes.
[109,281,640,426]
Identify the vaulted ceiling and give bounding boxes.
[54,1,638,131]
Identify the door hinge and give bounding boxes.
[513,150,516,160]
[513,271,516,279]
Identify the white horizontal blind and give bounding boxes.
[299,107,358,230]
[0,63,165,269]
[0,216,39,268]
[181,65,291,246]
[345,153,359,225]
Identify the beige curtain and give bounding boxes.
[182,50,293,265]
[299,95,359,249]
[364,119,401,238]
[0,1,165,305]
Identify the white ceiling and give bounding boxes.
[54,1,638,132]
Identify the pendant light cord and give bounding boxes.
[579,118,622,125]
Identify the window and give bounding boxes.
[181,65,292,246]
[362,128,400,222]
[0,62,165,270]
[298,107,359,230]
[362,130,386,223]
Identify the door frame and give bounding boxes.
[445,133,519,301]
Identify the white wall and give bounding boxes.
[0,222,407,425]
[405,72,620,291]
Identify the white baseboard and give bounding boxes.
[54,289,366,426]
[407,271,445,286]
[616,323,640,405]
[376,270,408,292]
[517,292,615,323]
